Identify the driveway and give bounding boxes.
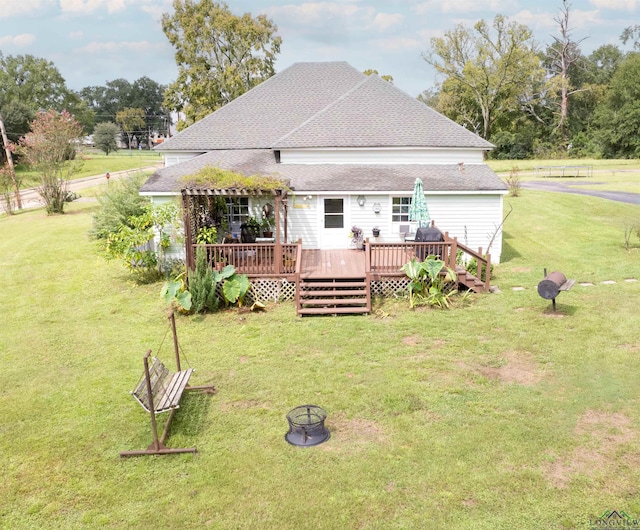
[521,180,640,204]
[1,164,162,214]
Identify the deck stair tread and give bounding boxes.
[298,306,370,315]
[301,289,367,296]
[297,274,370,316]
[301,298,368,306]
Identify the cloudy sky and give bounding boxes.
[0,0,637,98]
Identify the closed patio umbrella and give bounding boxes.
[409,177,430,228]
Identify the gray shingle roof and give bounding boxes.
[156,61,492,151]
[140,149,507,194]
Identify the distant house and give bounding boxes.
[141,61,507,262]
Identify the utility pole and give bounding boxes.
[0,112,22,209]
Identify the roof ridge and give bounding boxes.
[270,73,370,148]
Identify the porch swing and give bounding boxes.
[120,311,216,457]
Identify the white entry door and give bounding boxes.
[319,197,350,249]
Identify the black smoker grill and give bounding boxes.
[415,225,444,260]
[285,405,330,447]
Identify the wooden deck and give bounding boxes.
[191,235,491,316]
[300,249,366,279]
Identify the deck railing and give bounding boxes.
[192,239,302,276]
[367,234,490,290]
[191,234,490,290]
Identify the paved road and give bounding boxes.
[521,180,640,204]
[1,164,162,213]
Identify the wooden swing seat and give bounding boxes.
[132,357,193,414]
[120,311,215,458]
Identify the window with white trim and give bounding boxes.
[226,197,250,224]
[391,197,411,222]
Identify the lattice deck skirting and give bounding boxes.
[371,278,410,297]
[247,277,408,303]
[250,278,297,302]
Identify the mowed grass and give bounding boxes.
[16,149,162,188]
[1,188,640,529]
[488,158,640,195]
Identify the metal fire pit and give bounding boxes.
[285,405,330,447]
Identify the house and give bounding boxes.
[140,61,507,313]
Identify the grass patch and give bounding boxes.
[15,149,162,188]
[1,189,640,528]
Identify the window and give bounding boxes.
[324,198,344,228]
[392,197,411,222]
[226,197,249,224]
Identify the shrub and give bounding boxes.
[90,172,148,240]
[504,166,521,197]
[188,247,219,313]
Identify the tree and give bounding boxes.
[115,108,145,149]
[543,0,588,146]
[0,53,94,138]
[423,15,542,142]
[93,122,121,155]
[621,25,640,51]
[19,110,84,214]
[363,69,394,83]
[79,77,169,142]
[593,53,640,158]
[162,0,282,127]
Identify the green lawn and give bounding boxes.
[15,148,162,188]
[1,185,640,528]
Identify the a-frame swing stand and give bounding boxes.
[120,311,216,457]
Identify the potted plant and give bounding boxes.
[196,225,217,244]
[372,226,380,237]
[349,225,364,249]
[260,216,274,238]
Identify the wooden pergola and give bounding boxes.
[180,187,289,271]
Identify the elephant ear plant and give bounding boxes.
[401,257,457,309]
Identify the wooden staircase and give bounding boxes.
[455,266,487,293]
[297,277,371,316]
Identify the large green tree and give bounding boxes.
[423,15,542,142]
[79,77,169,142]
[593,52,640,158]
[0,53,93,144]
[93,122,121,155]
[115,108,145,150]
[162,0,281,127]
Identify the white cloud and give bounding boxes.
[372,36,421,52]
[414,0,517,16]
[59,0,127,14]
[78,40,155,54]
[0,0,52,18]
[69,30,84,39]
[0,34,36,47]
[266,2,368,26]
[371,12,404,32]
[590,0,638,10]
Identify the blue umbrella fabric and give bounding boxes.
[409,177,431,228]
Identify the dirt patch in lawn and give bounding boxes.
[402,334,422,346]
[543,410,638,490]
[324,413,387,451]
[476,350,544,386]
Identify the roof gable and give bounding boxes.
[157,62,366,151]
[274,74,490,149]
[156,61,492,152]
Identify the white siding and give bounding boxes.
[279,147,484,165]
[285,193,504,262]
[162,151,204,167]
[148,196,186,261]
[288,195,320,248]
